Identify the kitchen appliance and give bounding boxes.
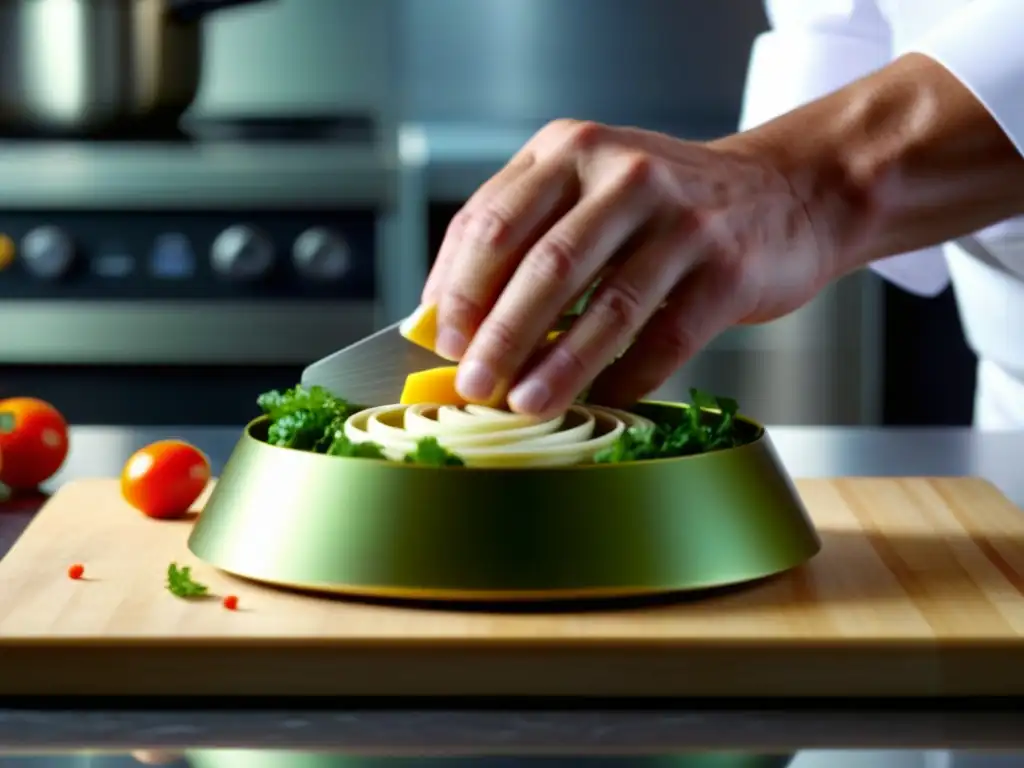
[0,113,422,425]
[187,403,819,601]
[0,0,273,136]
[1,475,1022,696]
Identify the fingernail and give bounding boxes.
[456,360,497,401]
[435,327,468,360]
[508,378,551,414]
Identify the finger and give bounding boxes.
[505,216,698,416]
[421,152,536,306]
[454,159,656,405]
[433,157,578,360]
[588,263,748,408]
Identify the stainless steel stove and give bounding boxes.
[0,116,425,425]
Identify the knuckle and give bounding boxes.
[464,207,513,249]
[615,151,654,187]
[564,120,605,151]
[590,283,646,330]
[666,209,743,265]
[478,316,528,366]
[663,208,706,245]
[445,208,473,240]
[685,207,717,236]
[535,118,581,147]
[545,118,580,135]
[534,119,608,159]
[549,342,591,381]
[443,289,488,328]
[527,235,583,284]
[655,325,700,368]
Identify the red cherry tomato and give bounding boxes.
[0,397,69,490]
[121,440,211,519]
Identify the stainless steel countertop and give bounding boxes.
[1,425,1023,754]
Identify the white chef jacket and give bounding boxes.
[739,0,1024,429]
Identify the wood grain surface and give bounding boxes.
[1,477,1023,697]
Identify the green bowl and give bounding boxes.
[186,750,797,768]
[186,401,820,602]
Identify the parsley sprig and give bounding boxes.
[404,436,465,467]
[166,562,209,599]
[257,385,464,466]
[593,388,743,463]
[257,384,745,467]
[257,385,356,452]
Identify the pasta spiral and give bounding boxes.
[343,403,654,468]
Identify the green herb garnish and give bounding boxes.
[404,436,465,467]
[593,388,743,463]
[166,563,208,599]
[326,432,387,459]
[257,385,357,451]
[256,383,746,467]
[257,387,462,465]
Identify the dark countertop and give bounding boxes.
[1,425,1024,759]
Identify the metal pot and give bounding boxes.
[0,0,272,136]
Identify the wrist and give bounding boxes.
[732,53,1024,274]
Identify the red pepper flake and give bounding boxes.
[67,563,84,580]
[222,595,239,611]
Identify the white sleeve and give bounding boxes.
[908,0,1024,157]
[739,0,894,130]
[739,0,950,298]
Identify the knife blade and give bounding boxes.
[300,320,451,406]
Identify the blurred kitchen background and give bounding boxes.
[0,0,975,427]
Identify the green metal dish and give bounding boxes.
[186,750,796,768]
[186,401,820,602]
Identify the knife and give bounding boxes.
[300,319,450,406]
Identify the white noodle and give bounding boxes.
[342,403,655,468]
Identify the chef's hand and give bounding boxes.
[422,119,831,417]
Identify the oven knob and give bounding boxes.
[20,226,76,279]
[292,227,351,281]
[210,225,274,280]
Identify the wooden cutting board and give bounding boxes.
[1,477,1023,698]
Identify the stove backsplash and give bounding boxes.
[398,0,767,130]
[193,0,768,132]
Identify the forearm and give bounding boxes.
[736,52,1024,277]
